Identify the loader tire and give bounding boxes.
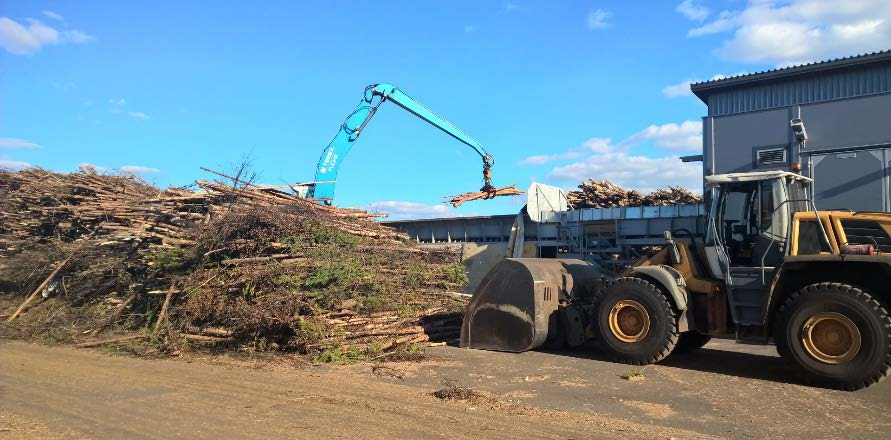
[775,282,891,391]
[673,331,712,354]
[594,277,678,365]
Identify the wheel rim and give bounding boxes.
[608,300,651,343]
[801,312,861,364]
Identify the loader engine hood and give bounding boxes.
[460,258,600,352]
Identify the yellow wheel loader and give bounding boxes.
[461,171,891,390]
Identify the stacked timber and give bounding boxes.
[567,178,702,209]
[567,179,644,208]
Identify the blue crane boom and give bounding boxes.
[307,83,495,204]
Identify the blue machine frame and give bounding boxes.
[308,83,494,204]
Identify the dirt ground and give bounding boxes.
[1,339,888,439]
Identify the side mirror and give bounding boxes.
[663,231,673,242]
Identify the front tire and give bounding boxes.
[594,277,679,365]
[775,282,891,391]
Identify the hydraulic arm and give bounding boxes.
[307,83,495,204]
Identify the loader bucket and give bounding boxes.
[460,258,601,352]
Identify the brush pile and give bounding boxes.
[567,179,702,209]
[0,167,467,360]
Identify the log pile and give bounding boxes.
[320,308,463,353]
[567,179,703,209]
[0,166,401,257]
[0,167,468,358]
[567,180,644,208]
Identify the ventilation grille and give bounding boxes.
[757,148,787,167]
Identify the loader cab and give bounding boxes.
[703,171,814,330]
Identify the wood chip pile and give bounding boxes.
[0,167,467,359]
[567,179,703,209]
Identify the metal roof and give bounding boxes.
[691,50,891,103]
[705,171,812,186]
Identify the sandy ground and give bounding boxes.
[0,339,888,439]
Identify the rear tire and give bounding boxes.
[673,331,712,354]
[594,277,678,365]
[775,282,891,391]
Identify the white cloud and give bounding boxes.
[662,74,728,98]
[517,137,612,166]
[42,10,64,21]
[518,120,701,168]
[120,165,160,174]
[78,163,110,173]
[65,29,93,43]
[688,11,738,37]
[687,0,891,65]
[620,120,702,152]
[365,201,462,221]
[548,152,703,194]
[79,163,159,174]
[128,111,149,120]
[676,0,710,22]
[586,9,612,29]
[579,137,612,153]
[0,138,40,149]
[108,99,149,119]
[0,17,92,55]
[0,159,32,170]
[518,121,705,193]
[662,80,695,99]
[517,155,553,166]
[0,17,57,54]
[464,25,475,33]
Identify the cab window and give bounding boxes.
[797,220,832,255]
[716,180,787,266]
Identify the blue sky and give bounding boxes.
[2,1,889,219]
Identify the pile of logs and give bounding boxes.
[1,167,467,356]
[567,180,644,208]
[644,186,704,206]
[321,308,463,352]
[0,167,404,256]
[567,179,703,209]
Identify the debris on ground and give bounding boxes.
[620,369,645,381]
[0,166,468,359]
[567,179,703,209]
[432,384,487,402]
[444,185,524,207]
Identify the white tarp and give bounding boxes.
[526,182,568,223]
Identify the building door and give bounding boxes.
[809,149,886,212]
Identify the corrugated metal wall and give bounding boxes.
[707,63,891,116]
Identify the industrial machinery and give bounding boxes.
[304,83,496,204]
[462,170,891,390]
